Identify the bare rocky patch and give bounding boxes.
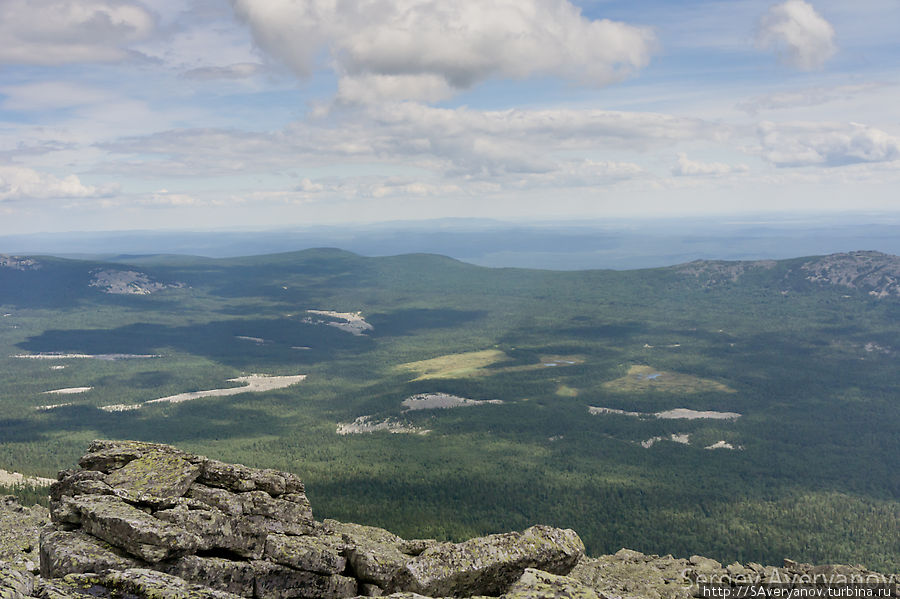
[0,255,40,270]
[335,416,429,435]
[402,393,503,411]
[90,270,182,295]
[43,387,92,395]
[303,310,373,335]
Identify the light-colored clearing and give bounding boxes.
[50,365,67,370]
[336,416,429,435]
[398,349,506,380]
[236,336,266,344]
[43,387,92,395]
[402,393,503,411]
[35,402,73,411]
[588,406,741,420]
[304,310,373,336]
[398,350,582,381]
[705,440,743,450]
[146,374,306,404]
[641,433,691,448]
[655,408,741,420]
[99,404,142,412]
[588,406,643,417]
[555,385,578,397]
[602,365,735,394]
[14,353,160,360]
[0,468,53,487]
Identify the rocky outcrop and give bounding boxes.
[1,440,893,599]
[33,440,586,598]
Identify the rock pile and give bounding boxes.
[0,439,895,599]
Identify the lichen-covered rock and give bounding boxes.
[265,535,347,574]
[39,529,141,578]
[163,555,257,597]
[105,452,201,503]
[61,568,244,599]
[322,520,410,588]
[393,525,585,597]
[0,561,35,599]
[251,561,357,599]
[240,491,314,536]
[569,549,695,599]
[77,440,199,474]
[68,495,201,562]
[155,503,265,559]
[185,484,244,517]
[0,497,47,572]
[505,568,601,599]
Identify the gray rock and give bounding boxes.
[0,560,35,598]
[69,495,200,562]
[505,568,601,599]
[198,460,257,493]
[240,491,314,536]
[49,471,111,503]
[186,484,244,517]
[164,555,256,597]
[39,529,141,578]
[73,568,244,598]
[265,534,347,574]
[0,497,48,571]
[569,550,695,599]
[394,525,585,597]
[252,561,357,599]
[155,503,265,559]
[104,452,201,503]
[322,520,410,588]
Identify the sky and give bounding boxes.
[0,0,898,234]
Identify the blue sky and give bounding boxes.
[0,0,898,234]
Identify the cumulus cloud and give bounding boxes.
[756,0,836,70]
[672,154,748,177]
[230,0,656,102]
[758,121,900,167]
[0,0,154,65]
[0,166,117,202]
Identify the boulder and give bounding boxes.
[0,496,48,572]
[68,494,201,562]
[323,520,411,588]
[39,529,142,578]
[505,568,601,599]
[251,561,358,599]
[265,534,347,574]
[393,525,585,596]
[163,555,257,597]
[155,502,266,559]
[104,451,201,503]
[0,561,35,599]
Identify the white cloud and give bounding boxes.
[0,166,117,202]
[756,0,837,70]
[672,154,748,177]
[737,83,883,114]
[100,104,721,183]
[758,121,900,167]
[230,0,656,102]
[0,0,154,65]
[0,82,113,112]
[182,63,266,81]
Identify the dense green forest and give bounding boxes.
[0,249,897,571]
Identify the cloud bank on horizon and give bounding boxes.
[0,0,898,233]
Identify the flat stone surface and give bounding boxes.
[105,452,201,503]
[69,495,200,562]
[395,525,585,596]
[39,529,142,579]
[265,534,347,575]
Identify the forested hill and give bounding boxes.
[1,249,898,571]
